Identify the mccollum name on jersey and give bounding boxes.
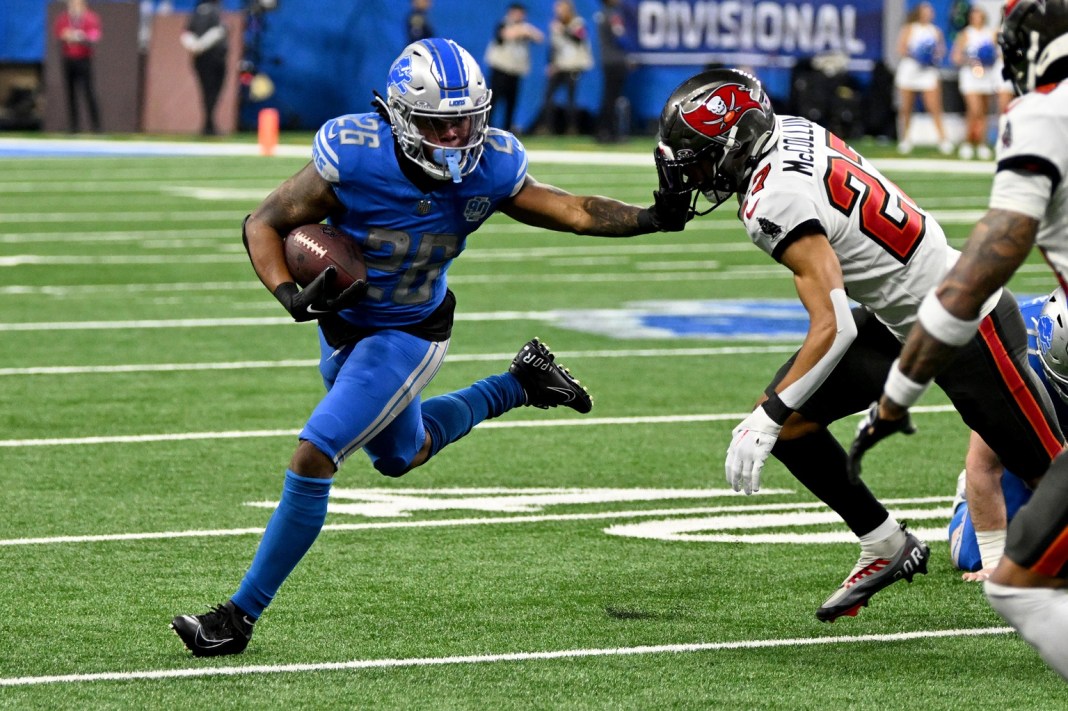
[779,116,816,177]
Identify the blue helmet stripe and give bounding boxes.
[420,38,469,100]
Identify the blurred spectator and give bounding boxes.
[139,0,173,52]
[594,0,631,143]
[407,0,434,43]
[950,5,1001,159]
[790,52,864,139]
[485,3,543,135]
[181,0,229,136]
[54,0,102,133]
[894,1,952,154]
[535,0,593,135]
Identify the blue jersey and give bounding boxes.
[311,113,528,328]
[949,294,1062,571]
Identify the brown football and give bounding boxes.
[283,223,367,292]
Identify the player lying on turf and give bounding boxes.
[651,67,1063,622]
[949,291,1068,580]
[171,37,691,657]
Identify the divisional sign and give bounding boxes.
[621,0,884,71]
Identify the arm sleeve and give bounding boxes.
[777,288,858,410]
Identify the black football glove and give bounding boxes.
[642,144,694,232]
[324,278,369,312]
[273,266,367,322]
[846,401,917,481]
[646,189,694,232]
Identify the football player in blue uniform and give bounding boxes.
[171,37,689,657]
[949,291,1068,579]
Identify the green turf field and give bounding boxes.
[1,135,1065,708]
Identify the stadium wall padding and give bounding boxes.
[5,0,928,134]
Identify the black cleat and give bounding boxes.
[171,601,254,657]
[816,527,930,622]
[509,337,593,414]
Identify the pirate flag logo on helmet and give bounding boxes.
[681,83,765,140]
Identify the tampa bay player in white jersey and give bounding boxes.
[652,67,1063,623]
[850,0,1068,680]
[169,37,691,658]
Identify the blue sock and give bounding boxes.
[231,469,333,619]
[421,373,525,458]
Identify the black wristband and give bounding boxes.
[762,392,793,426]
[636,208,658,233]
[273,281,299,309]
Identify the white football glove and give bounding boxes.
[725,405,782,495]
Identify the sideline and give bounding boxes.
[0,627,1012,687]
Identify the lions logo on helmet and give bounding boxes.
[388,56,414,96]
[681,84,766,141]
[1039,312,1056,353]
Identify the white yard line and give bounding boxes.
[0,346,801,376]
[0,406,958,448]
[0,206,982,228]
[0,254,246,265]
[0,211,240,223]
[0,496,955,547]
[0,137,996,173]
[0,264,1049,298]
[0,627,1011,687]
[0,316,293,331]
[0,299,813,330]
[0,269,790,296]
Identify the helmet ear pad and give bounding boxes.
[656,68,777,210]
[382,38,493,182]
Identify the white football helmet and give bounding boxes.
[1037,287,1068,402]
[379,38,492,182]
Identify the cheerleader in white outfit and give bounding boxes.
[951,5,1014,159]
[894,2,952,154]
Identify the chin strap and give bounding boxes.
[692,191,721,216]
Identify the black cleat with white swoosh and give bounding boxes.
[171,600,254,657]
[509,338,593,414]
